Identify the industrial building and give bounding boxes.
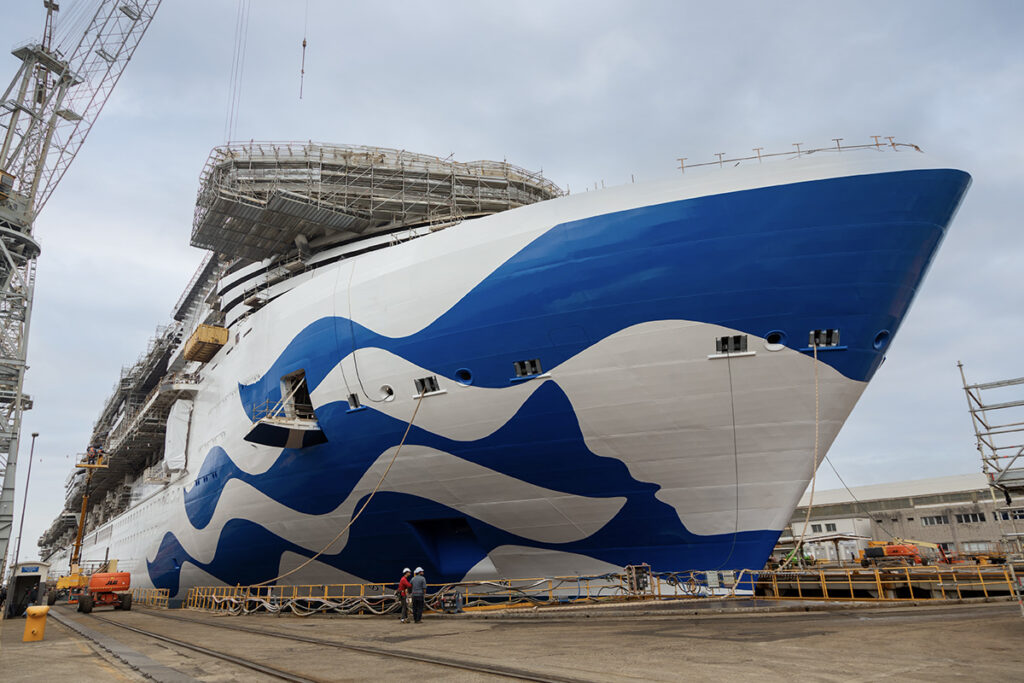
[777,473,1023,562]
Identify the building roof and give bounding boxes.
[798,472,989,507]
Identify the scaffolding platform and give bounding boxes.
[183,324,228,362]
[959,363,1024,554]
[191,141,564,262]
[960,365,1024,499]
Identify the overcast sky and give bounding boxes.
[3,0,1022,566]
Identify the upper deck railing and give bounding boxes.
[677,137,923,174]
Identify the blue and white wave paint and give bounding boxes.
[61,157,972,595]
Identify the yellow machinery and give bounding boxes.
[53,565,88,604]
[22,606,50,642]
[183,324,228,362]
[859,539,951,567]
[69,449,110,575]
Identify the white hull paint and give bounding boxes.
[47,149,970,594]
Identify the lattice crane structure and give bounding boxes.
[0,0,161,578]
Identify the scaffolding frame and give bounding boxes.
[191,142,564,262]
[958,362,1024,554]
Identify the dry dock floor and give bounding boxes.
[1,601,1021,681]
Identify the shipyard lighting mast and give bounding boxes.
[0,0,160,578]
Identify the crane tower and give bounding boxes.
[0,0,161,578]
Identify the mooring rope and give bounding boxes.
[780,342,820,570]
[249,388,427,587]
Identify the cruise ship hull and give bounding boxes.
[50,153,970,596]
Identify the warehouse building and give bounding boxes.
[776,473,1023,562]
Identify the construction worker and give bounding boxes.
[396,568,412,623]
[410,567,427,623]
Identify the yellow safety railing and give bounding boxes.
[184,582,397,615]
[754,565,1019,602]
[131,587,170,609]
[181,564,1022,616]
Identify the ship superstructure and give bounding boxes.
[39,142,564,559]
[40,140,970,597]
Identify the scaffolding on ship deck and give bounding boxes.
[39,142,562,560]
[191,141,565,262]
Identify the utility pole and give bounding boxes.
[10,432,38,569]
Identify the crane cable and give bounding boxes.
[299,0,308,99]
[224,0,250,142]
[249,388,427,587]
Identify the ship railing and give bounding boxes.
[208,140,562,192]
[180,564,1023,616]
[199,141,565,209]
[104,372,199,453]
[249,397,316,423]
[131,587,170,609]
[678,137,923,174]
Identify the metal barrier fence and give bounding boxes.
[755,565,1021,601]
[184,582,398,616]
[180,564,1023,617]
[131,587,170,609]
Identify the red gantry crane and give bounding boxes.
[0,0,161,579]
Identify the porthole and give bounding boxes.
[455,368,473,385]
[873,330,891,350]
[764,330,786,351]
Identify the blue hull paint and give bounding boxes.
[153,168,969,591]
[160,382,776,589]
[240,168,970,415]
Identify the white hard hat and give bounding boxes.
[403,567,411,573]
[414,566,424,573]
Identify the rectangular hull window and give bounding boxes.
[514,359,543,377]
[809,329,841,347]
[716,335,748,354]
[414,376,440,394]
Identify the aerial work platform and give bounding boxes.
[191,141,564,262]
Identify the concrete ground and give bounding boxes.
[0,609,146,682]
[1,600,1021,681]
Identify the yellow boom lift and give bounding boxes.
[53,449,109,602]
